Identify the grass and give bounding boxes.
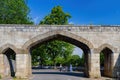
[13,77,29,80]
[0,75,1,79]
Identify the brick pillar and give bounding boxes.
[0,54,5,78]
[89,51,101,78]
[16,53,30,78]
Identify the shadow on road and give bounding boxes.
[32,69,86,78]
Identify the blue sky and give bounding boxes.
[27,0,120,57]
[28,0,120,25]
[73,47,83,57]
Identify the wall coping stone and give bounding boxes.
[0,24,120,32]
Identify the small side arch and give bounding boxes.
[96,43,117,53]
[97,44,116,77]
[0,43,17,54]
[0,44,17,77]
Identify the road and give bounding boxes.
[31,69,112,80]
[2,69,114,80]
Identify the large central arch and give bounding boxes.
[23,30,94,77]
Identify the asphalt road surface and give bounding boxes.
[2,69,114,80]
[31,69,113,80]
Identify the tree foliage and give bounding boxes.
[0,0,33,24]
[70,55,81,66]
[31,44,48,66]
[31,6,74,67]
[46,40,74,63]
[32,40,74,67]
[100,52,104,66]
[65,54,84,67]
[40,6,71,25]
[79,54,85,66]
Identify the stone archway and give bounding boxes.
[0,44,17,77]
[23,30,94,50]
[96,44,117,54]
[0,44,18,54]
[97,44,117,77]
[23,30,95,78]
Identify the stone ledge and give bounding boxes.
[0,24,120,32]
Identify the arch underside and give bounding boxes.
[96,44,117,53]
[100,47,113,77]
[0,44,17,54]
[23,30,93,53]
[29,34,90,53]
[3,48,16,77]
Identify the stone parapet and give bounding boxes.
[0,24,119,32]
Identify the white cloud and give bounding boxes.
[69,21,74,24]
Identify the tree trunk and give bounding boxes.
[39,59,43,69]
[53,60,56,69]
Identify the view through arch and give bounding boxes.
[27,34,92,78]
[100,47,113,77]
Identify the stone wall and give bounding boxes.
[0,24,119,49]
[0,24,119,79]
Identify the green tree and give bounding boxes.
[65,55,81,67]
[31,44,48,67]
[46,40,74,67]
[31,40,74,68]
[34,6,74,68]
[100,52,104,66]
[0,0,33,24]
[79,54,85,66]
[40,6,71,25]
[31,6,74,68]
[65,53,85,67]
